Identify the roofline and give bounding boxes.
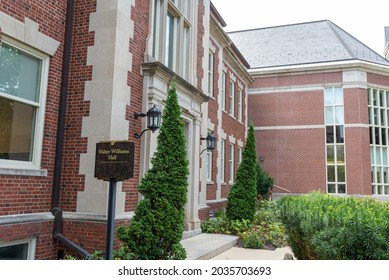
[227,19,331,35]
[249,59,389,76]
[210,1,227,28]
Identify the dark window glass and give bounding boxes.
[326,126,334,144]
[0,243,28,260]
[336,126,344,143]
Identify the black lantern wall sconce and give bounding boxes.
[134,105,162,138]
[200,131,216,155]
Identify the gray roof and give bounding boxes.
[228,20,389,69]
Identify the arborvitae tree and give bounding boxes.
[226,123,257,222]
[115,81,189,260]
[256,161,274,200]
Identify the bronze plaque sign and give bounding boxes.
[94,141,135,181]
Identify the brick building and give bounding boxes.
[229,20,389,198]
[0,0,250,259]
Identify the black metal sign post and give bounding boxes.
[94,141,134,260]
[105,178,117,260]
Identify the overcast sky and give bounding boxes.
[211,0,388,57]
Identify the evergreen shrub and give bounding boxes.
[226,124,257,222]
[279,192,389,260]
[115,81,189,260]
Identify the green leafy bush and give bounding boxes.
[240,228,265,249]
[279,192,389,260]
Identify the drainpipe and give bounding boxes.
[51,0,92,260]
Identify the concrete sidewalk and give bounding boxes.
[210,246,293,260]
[181,233,293,260]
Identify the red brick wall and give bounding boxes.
[368,73,389,87]
[198,201,227,220]
[0,221,56,259]
[123,0,150,212]
[0,1,66,215]
[60,0,95,211]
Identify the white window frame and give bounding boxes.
[369,88,389,196]
[0,37,49,172]
[220,139,225,183]
[152,0,194,79]
[229,80,235,117]
[221,71,226,111]
[324,87,346,194]
[208,50,214,96]
[238,87,243,122]
[206,150,212,182]
[238,146,243,165]
[0,238,36,260]
[229,143,234,183]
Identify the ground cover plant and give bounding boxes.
[279,192,389,260]
[202,201,288,250]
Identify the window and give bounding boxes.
[0,40,48,170]
[152,0,193,77]
[206,150,212,181]
[208,50,214,96]
[229,80,234,116]
[369,88,389,195]
[238,147,243,165]
[238,88,243,122]
[229,143,234,183]
[220,139,225,182]
[0,239,36,260]
[221,71,226,111]
[324,87,346,194]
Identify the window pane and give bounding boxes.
[383,147,388,165]
[0,98,35,161]
[376,147,381,164]
[385,185,389,195]
[0,44,41,102]
[377,185,383,194]
[382,128,387,146]
[377,167,382,183]
[369,127,373,144]
[325,107,334,124]
[337,165,345,182]
[327,184,336,193]
[327,145,334,163]
[336,126,344,143]
[375,127,380,145]
[334,88,343,105]
[0,243,28,260]
[326,126,334,143]
[379,90,384,107]
[338,184,346,194]
[335,106,344,124]
[327,165,335,182]
[336,145,345,163]
[381,109,386,126]
[374,108,378,125]
[165,12,175,69]
[384,167,388,183]
[373,89,378,106]
[324,88,333,105]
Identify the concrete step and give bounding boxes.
[181,233,239,260]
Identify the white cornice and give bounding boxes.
[249,60,389,77]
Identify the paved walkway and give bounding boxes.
[181,233,293,260]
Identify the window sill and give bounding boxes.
[206,181,215,185]
[0,167,48,177]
